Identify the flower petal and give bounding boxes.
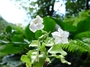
[30,24,37,32]
[36,23,44,30]
[58,27,64,35]
[52,32,60,38]
[61,38,68,44]
[62,31,69,38]
[55,37,62,44]
[29,15,44,32]
[35,15,43,23]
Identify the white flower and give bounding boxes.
[52,28,69,44]
[29,15,44,32]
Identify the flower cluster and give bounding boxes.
[29,15,69,44]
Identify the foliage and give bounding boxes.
[1,10,90,67]
[0,17,9,33]
[20,15,90,67]
[21,16,71,67]
[64,10,90,26]
[0,23,30,54]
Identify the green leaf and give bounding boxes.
[35,30,43,39]
[6,26,12,33]
[26,50,33,57]
[43,17,56,32]
[77,16,90,33]
[12,35,24,42]
[1,44,23,54]
[48,44,67,56]
[25,24,35,41]
[21,50,33,67]
[2,55,23,67]
[29,40,39,47]
[52,55,71,65]
[33,54,46,67]
[53,18,77,32]
[21,55,30,63]
[62,22,77,32]
[10,24,24,34]
[21,55,31,67]
[32,43,47,67]
[74,31,90,39]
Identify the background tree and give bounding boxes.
[36,0,55,17]
[12,0,65,18]
[65,0,90,17]
[12,0,90,18]
[25,0,60,18]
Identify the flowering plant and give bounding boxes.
[21,15,71,67]
[1,11,90,67]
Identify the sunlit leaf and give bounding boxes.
[33,54,46,67]
[48,44,67,56]
[21,55,31,67]
[29,40,39,47]
[52,55,71,65]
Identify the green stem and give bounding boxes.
[36,39,41,62]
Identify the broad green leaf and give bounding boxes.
[6,26,12,33]
[48,44,67,56]
[29,40,39,47]
[62,22,77,32]
[43,17,56,32]
[21,55,31,67]
[33,54,46,67]
[21,55,30,63]
[32,43,47,67]
[74,31,90,39]
[26,50,33,57]
[12,35,24,42]
[2,55,23,67]
[1,44,23,54]
[52,55,71,65]
[35,30,43,39]
[77,16,90,33]
[25,24,35,41]
[53,18,77,32]
[10,24,24,34]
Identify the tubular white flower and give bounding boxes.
[29,15,44,32]
[52,28,69,44]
